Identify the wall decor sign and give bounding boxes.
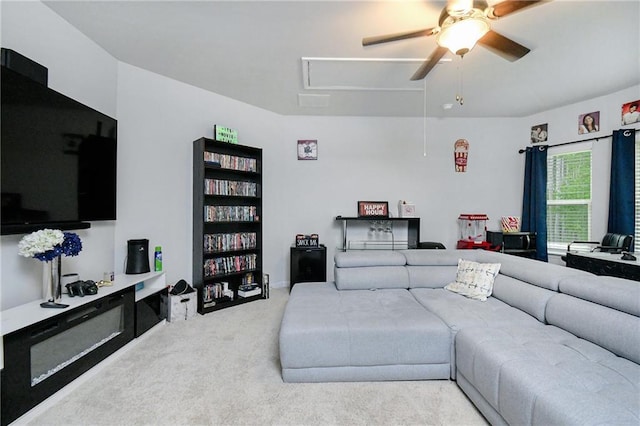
[530,123,548,144]
[295,234,319,247]
[213,125,238,143]
[578,111,600,134]
[297,140,318,160]
[622,100,640,125]
[357,201,389,218]
[454,139,469,172]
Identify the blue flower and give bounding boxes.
[61,232,82,257]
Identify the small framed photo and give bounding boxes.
[578,111,600,134]
[622,100,640,125]
[357,201,389,218]
[530,123,548,144]
[297,140,318,160]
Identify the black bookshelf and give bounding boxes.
[193,137,263,314]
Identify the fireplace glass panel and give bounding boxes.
[30,305,124,386]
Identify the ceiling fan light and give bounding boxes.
[446,0,474,16]
[437,17,490,56]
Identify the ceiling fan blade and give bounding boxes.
[478,30,530,61]
[488,0,546,18]
[410,46,449,81]
[362,28,436,47]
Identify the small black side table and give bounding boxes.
[290,245,327,290]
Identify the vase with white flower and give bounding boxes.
[18,229,83,308]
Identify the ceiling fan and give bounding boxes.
[362,0,547,80]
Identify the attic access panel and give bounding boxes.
[301,57,451,91]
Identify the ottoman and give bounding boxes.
[279,282,451,382]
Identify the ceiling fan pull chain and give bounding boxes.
[423,78,428,157]
[456,56,464,106]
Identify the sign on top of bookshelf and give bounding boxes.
[214,125,238,144]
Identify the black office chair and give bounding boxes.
[567,233,633,254]
[418,242,446,249]
[562,233,633,262]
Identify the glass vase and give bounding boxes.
[41,256,66,308]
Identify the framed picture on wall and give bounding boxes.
[530,123,548,144]
[622,100,640,125]
[297,140,318,160]
[578,111,600,134]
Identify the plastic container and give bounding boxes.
[154,246,163,272]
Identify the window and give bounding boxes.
[546,150,592,252]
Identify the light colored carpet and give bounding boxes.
[24,288,487,426]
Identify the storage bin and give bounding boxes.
[161,290,197,322]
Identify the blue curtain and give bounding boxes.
[608,129,635,246]
[521,146,548,261]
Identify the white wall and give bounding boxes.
[105,70,640,288]
[525,85,640,264]
[114,62,285,288]
[274,116,525,283]
[115,64,525,287]
[1,1,118,310]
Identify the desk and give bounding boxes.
[565,252,640,281]
[335,216,420,251]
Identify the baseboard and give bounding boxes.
[271,280,289,289]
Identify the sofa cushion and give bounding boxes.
[491,275,557,323]
[474,250,593,291]
[334,250,406,268]
[546,293,640,364]
[410,289,540,333]
[444,259,501,301]
[559,274,640,316]
[334,265,409,290]
[334,251,410,290]
[402,249,473,266]
[406,265,458,288]
[410,288,540,378]
[280,282,450,371]
[455,325,574,414]
[403,250,474,289]
[456,325,640,426]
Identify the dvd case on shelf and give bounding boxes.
[203,254,257,278]
[204,151,257,172]
[204,205,258,222]
[237,286,261,298]
[204,232,257,253]
[204,178,259,197]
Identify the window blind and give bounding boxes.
[547,150,592,247]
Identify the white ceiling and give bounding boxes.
[43,0,640,118]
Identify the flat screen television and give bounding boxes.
[1,66,117,235]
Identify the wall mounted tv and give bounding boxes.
[1,66,117,235]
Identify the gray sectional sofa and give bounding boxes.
[279,249,640,425]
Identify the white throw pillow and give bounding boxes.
[445,258,501,301]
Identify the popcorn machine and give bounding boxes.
[456,213,493,250]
